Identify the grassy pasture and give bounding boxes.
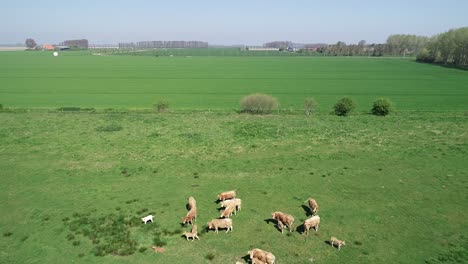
[0,51,467,263]
[1,51,468,111]
[0,111,467,263]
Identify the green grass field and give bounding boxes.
[1,51,468,111]
[1,51,467,263]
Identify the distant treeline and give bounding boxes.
[317,35,430,57]
[60,39,89,49]
[119,41,208,49]
[417,27,468,67]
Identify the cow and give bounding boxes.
[207,218,233,233]
[220,203,237,218]
[217,190,236,201]
[248,248,275,264]
[303,215,320,235]
[188,196,197,210]
[220,198,242,211]
[182,207,197,225]
[330,237,346,250]
[305,198,319,215]
[271,211,294,233]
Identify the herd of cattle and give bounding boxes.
[141,190,346,263]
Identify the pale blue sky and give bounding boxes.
[1,0,467,45]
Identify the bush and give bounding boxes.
[154,100,169,113]
[304,97,318,116]
[371,98,393,116]
[240,93,279,114]
[334,97,356,116]
[416,48,435,63]
[0,104,3,110]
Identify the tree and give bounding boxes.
[25,38,37,49]
[304,98,318,116]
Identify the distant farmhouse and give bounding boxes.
[42,44,55,51]
[41,44,70,51]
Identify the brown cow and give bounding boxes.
[305,198,319,215]
[207,218,233,233]
[187,196,196,210]
[182,207,197,225]
[330,236,346,250]
[271,212,294,233]
[217,190,236,201]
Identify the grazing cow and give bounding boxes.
[305,198,319,215]
[220,203,237,218]
[303,215,320,235]
[271,212,294,233]
[217,190,236,201]
[182,207,197,224]
[188,196,197,210]
[220,198,242,211]
[207,218,233,233]
[141,215,154,224]
[248,248,275,264]
[330,237,346,250]
[182,224,200,241]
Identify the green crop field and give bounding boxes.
[1,51,467,264]
[1,51,468,111]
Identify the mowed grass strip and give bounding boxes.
[1,51,468,110]
[0,111,467,263]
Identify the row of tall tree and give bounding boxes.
[317,34,430,57]
[417,27,468,66]
[119,41,208,49]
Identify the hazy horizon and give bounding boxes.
[1,0,467,46]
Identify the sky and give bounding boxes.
[1,0,467,45]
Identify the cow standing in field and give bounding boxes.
[217,190,236,201]
[305,198,319,215]
[188,196,196,210]
[303,215,320,235]
[220,203,237,218]
[207,218,233,233]
[219,198,242,211]
[330,236,346,250]
[271,212,294,233]
[182,207,197,224]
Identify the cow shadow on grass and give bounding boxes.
[296,223,306,235]
[264,219,282,233]
[301,205,313,217]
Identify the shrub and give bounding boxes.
[371,98,394,116]
[154,100,169,113]
[334,97,356,116]
[240,93,279,114]
[0,104,3,110]
[304,97,318,116]
[416,48,435,63]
